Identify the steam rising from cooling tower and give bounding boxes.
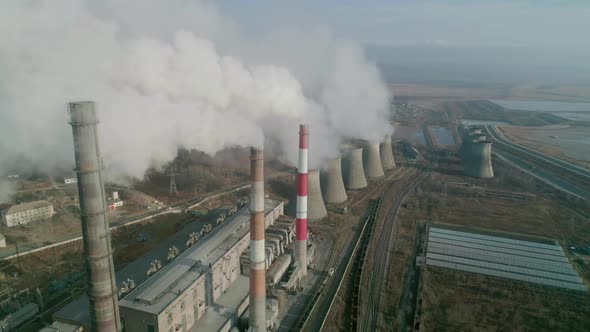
[322,157,348,204]
[343,148,368,190]
[68,102,121,331]
[363,142,385,178]
[380,135,396,170]
[0,0,393,185]
[307,169,328,221]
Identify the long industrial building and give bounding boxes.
[54,200,287,331]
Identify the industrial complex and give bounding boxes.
[1,97,589,331]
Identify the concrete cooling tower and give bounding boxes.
[322,157,348,204]
[307,169,327,221]
[463,140,494,178]
[363,142,384,178]
[380,135,396,170]
[343,148,368,190]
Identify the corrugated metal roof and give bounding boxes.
[5,200,52,215]
[426,226,587,292]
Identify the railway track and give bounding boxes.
[358,170,427,331]
[350,199,382,331]
[349,167,411,210]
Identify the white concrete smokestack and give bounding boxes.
[249,147,266,331]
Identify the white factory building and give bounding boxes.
[1,200,54,227]
[63,173,77,185]
[107,192,123,210]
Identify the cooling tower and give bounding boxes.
[249,147,266,331]
[307,169,327,221]
[343,148,368,190]
[363,142,384,178]
[380,135,396,170]
[295,124,308,275]
[464,141,494,178]
[322,157,348,204]
[68,102,121,332]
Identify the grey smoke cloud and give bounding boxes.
[0,0,392,187]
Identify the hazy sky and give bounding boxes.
[217,0,590,68]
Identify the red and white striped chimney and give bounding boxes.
[249,147,266,331]
[296,124,308,276]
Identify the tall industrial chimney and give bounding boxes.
[344,148,368,190]
[380,135,396,170]
[295,124,308,276]
[249,147,266,331]
[363,142,385,178]
[307,169,327,221]
[322,157,348,204]
[68,102,121,332]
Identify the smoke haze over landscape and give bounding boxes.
[0,0,392,194]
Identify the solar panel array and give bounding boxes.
[426,227,587,292]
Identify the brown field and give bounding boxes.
[420,267,590,332]
[377,150,590,331]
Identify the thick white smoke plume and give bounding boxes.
[0,0,392,188]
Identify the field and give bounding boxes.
[420,267,590,331]
[375,149,590,331]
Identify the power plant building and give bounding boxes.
[118,200,284,332]
[1,201,54,227]
[53,200,286,331]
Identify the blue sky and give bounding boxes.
[217,1,590,50]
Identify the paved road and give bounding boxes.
[485,125,589,199]
[486,125,590,180]
[359,171,426,332]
